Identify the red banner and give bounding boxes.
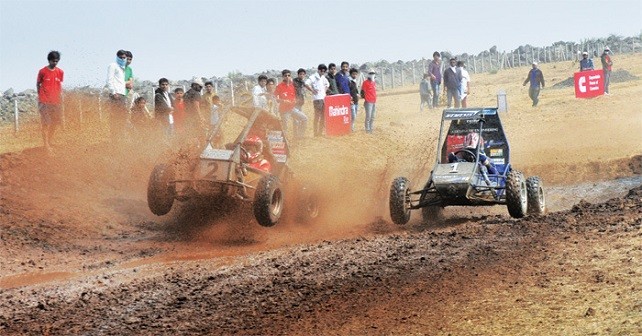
[574,70,604,98]
[324,94,352,136]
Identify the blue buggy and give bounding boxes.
[389,107,546,225]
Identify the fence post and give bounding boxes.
[390,66,395,89]
[98,95,103,121]
[412,63,416,85]
[401,64,405,87]
[79,95,83,127]
[13,99,19,135]
[230,79,235,106]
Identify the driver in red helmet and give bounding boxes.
[242,136,271,172]
[448,132,497,174]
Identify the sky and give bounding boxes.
[0,0,640,92]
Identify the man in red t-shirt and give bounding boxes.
[274,69,308,139]
[36,50,64,154]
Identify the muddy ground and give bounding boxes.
[0,54,641,335]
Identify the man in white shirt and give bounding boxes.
[106,49,128,141]
[305,64,330,137]
[252,75,269,110]
[457,61,471,108]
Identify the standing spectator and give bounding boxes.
[457,61,470,108]
[326,63,339,95]
[201,81,218,125]
[266,78,278,115]
[601,47,613,95]
[428,51,442,108]
[419,73,431,111]
[293,68,313,135]
[172,87,186,139]
[184,77,205,137]
[360,70,377,134]
[293,68,313,113]
[348,68,360,132]
[579,51,594,71]
[522,62,545,107]
[336,61,351,94]
[306,64,330,137]
[202,81,217,112]
[252,74,269,110]
[124,51,134,98]
[36,50,64,155]
[443,57,461,108]
[154,78,174,137]
[274,69,308,139]
[106,49,128,142]
[210,95,222,129]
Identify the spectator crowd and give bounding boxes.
[35,47,615,154]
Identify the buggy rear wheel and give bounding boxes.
[526,176,546,215]
[253,175,283,227]
[390,177,412,225]
[506,170,528,218]
[147,163,176,216]
[297,187,320,223]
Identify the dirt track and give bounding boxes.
[0,54,641,335]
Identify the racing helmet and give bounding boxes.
[464,132,483,149]
[242,136,264,162]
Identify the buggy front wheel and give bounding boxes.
[390,177,412,225]
[253,175,284,227]
[506,170,528,218]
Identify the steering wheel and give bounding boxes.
[453,149,477,163]
[239,145,250,163]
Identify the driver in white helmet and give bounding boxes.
[242,135,271,172]
[448,132,497,174]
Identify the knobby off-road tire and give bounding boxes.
[147,164,176,216]
[254,175,284,227]
[390,177,411,225]
[506,170,528,218]
[526,176,546,215]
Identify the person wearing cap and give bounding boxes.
[579,51,594,71]
[360,70,377,134]
[305,64,330,137]
[601,47,613,94]
[184,77,205,137]
[522,62,545,107]
[443,57,461,108]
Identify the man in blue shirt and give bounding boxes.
[336,61,351,95]
[522,62,545,107]
[579,51,594,71]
